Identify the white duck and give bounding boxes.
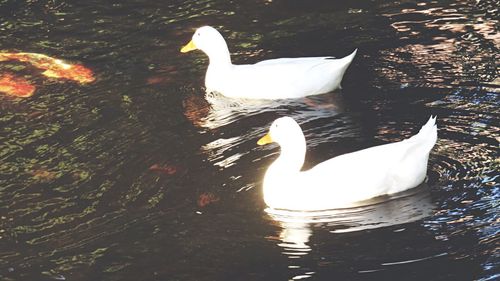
[181,26,357,99]
[257,116,437,211]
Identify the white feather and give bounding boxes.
[260,116,438,211]
[182,26,357,99]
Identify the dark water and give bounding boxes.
[0,0,498,280]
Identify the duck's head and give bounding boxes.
[258,117,305,147]
[180,26,229,58]
[258,117,307,172]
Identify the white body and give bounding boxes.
[261,116,438,211]
[183,26,357,99]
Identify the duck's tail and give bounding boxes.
[338,48,357,66]
[414,115,438,152]
[330,49,357,90]
[347,48,358,61]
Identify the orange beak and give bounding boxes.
[180,40,197,53]
[257,133,273,145]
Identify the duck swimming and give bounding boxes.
[257,116,438,211]
[181,26,357,99]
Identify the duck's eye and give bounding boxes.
[196,32,201,36]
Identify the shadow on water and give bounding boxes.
[0,0,498,280]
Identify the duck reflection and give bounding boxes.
[266,185,434,279]
[183,91,346,130]
[188,91,348,172]
[182,91,282,130]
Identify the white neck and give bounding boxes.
[205,44,232,68]
[269,136,306,175]
[203,43,233,93]
[263,134,306,208]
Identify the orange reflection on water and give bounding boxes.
[0,73,36,97]
[0,52,95,84]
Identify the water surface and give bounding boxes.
[0,0,498,280]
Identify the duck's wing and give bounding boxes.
[307,116,437,195]
[254,48,358,67]
[222,50,357,99]
[254,56,335,66]
[228,62,330,98]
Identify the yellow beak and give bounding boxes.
[180,40,197,53]
[257,133,273,145]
